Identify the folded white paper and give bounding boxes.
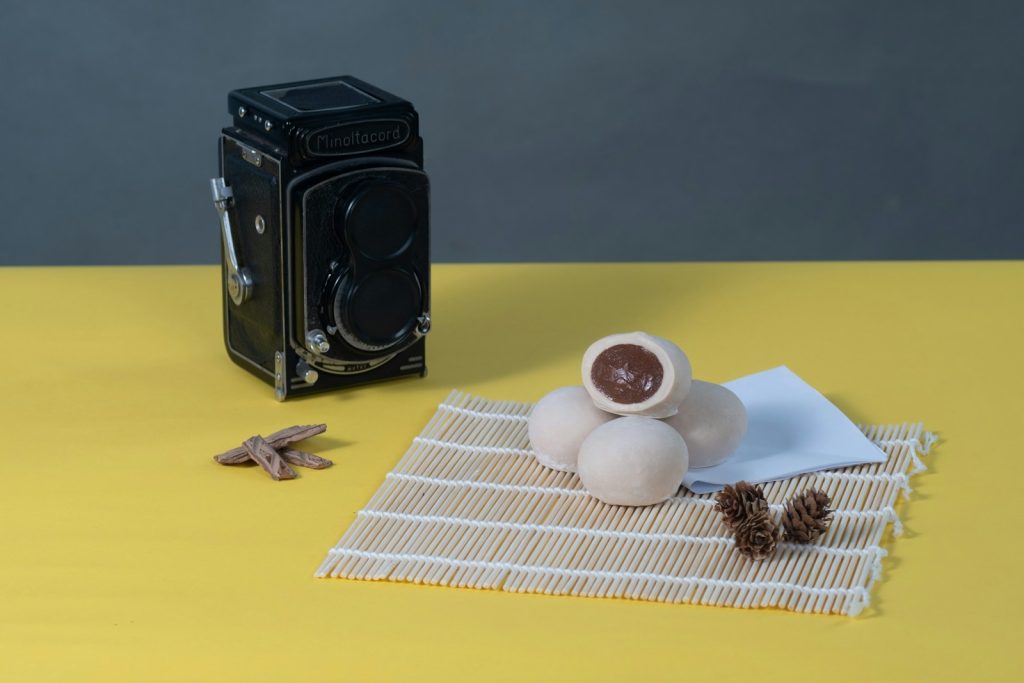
[682,366,886,494]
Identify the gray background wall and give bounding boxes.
[1,0,1021,265]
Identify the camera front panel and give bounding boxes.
[294,164,430,376]
[219,136,284,380]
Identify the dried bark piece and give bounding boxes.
[243,435,297,481]
[214,424,326,464]
[280,448,333,469]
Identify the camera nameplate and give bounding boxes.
[306,119,411,157]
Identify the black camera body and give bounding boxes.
[212,76,430,400]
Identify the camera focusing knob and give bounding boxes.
[306,329,331,354]
[226,272,252,306]
[416,313,431,336]
[296,360,319,385]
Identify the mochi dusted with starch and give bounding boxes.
[581,332,692,418]
[577,417,689,506]
[662,380,747,469]
[528,386,616,472]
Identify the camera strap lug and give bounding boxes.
[210,177,254,306]
[273,352,286,401]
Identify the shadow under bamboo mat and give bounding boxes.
[317,390,937,616]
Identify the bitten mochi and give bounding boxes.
[528,386,616,472]
[581,332,692,418]
[577,417,689,506]
[661,380,747,468]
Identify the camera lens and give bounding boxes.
[333,269,422,351]
[342,185,416,260]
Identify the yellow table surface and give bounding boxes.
[1,262,1022,682]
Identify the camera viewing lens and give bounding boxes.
[342,185,416,260]
[338,269,421,350]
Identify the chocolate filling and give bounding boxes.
[590,344,664,404]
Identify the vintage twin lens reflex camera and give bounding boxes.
[211,75,430,400]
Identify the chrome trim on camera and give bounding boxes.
[306,329,331,354]
[240,145,263,167]
[274,352,286,401]
[294,345,400,376]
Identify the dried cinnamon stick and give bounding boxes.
[243,435,297,480]
[279,448,333,469]
[214,424,326,464]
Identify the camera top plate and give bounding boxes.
[230,75,410,121]
[227,75,419,165]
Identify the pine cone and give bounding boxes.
[734,510,780,560]
[781,488,833,544]
[715,481,769,531]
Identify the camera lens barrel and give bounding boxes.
[331,268,423,352]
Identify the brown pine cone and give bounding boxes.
[715,481,769,531]
[734,510,780,560]
[781,488,834,544]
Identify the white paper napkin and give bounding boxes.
[682,366,886,494]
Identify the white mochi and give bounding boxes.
[577,416,689,506]
[581,332,692,418]
[528,386,616,472]
[661,380,747,468]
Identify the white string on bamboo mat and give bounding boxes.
[317,390,935,617]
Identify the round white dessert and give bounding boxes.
[577,416,689,506]
[528,386,616,472]
[662,380,747,468]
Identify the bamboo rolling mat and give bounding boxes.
[317,390,937,616]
